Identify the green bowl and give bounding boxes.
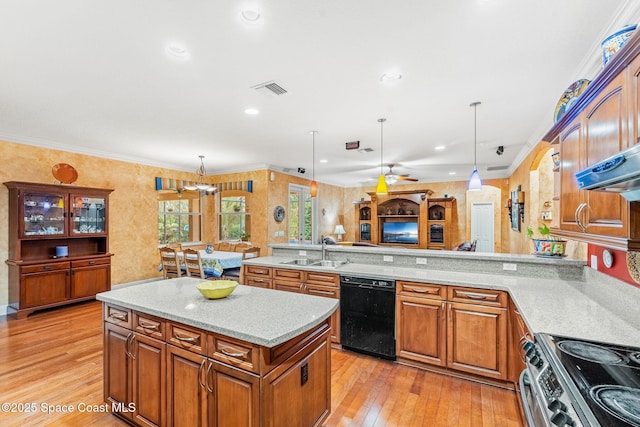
[197,280,238,299]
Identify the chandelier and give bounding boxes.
[183,155,216,192]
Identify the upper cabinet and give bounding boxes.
[544,32,640,251]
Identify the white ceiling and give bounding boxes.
[1,1,639,187]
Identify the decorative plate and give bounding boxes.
[602,249,614,269]
[52,163,78,184]
[273,205,285,222]
[553,79,591,123]
[602,24,637,66]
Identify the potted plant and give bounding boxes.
[240,233,250,242]
[527,223,566,256]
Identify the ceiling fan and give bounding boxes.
[383,164,418,184]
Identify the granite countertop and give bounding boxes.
[244,256,640,348]
[96,277,339,348]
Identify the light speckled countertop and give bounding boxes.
[96,277,339,348]
[244,256,640,347]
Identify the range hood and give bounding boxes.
[575,143,640,201]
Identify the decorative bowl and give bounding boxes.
[532,239,567,257]
[602,24,637,66]
[197,280,238,299]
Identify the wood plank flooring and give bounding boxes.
[0,301,523,427]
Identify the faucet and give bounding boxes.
[321,235,327,260]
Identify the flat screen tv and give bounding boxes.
[382,221,418,244]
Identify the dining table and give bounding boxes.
[178,249,253,277]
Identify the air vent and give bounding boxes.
[251,80,288,96]
[487,165,509,171]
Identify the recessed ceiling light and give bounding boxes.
[449,171,457,175]
[244,108,260,115]
[320,159,328,164]
[165,44,190,60]
[241,9,261,22]
[434,145,446,151]
[380,72,402,82]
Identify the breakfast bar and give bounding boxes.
[96,277,338,427]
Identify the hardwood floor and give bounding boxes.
[0,301,523,427]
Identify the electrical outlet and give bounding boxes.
[416,258,427,265]
[591,255,598,270]
[383,255,393,262]
[299,250,307,256]
[503,263,517,271]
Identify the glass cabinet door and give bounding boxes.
[22,191,67,237]
[71,195,107,235]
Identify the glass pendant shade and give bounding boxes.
[468,167,482,191]
[310,180,318,197]
[376,175,388,195]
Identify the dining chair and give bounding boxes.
[159,246,182,279]
[217,242,232,251]
[222,247,261,282]
[183,248,207,278]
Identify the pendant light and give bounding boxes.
[468,102,482,191]
[183,155,216,192]
[310,131,318,197]
[376,118,389,195]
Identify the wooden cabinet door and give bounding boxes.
[208,361,260,427]
[447,302,508,380]
[21,269,69,308]
[166,345,209,427]
[104,322,132,420]
[396,295,446,366]
[71,260,110,298]
[264,338,330,427]
[305,283,340,345]
[558,121,584,232]
[582,74,629,237]
[131,333,166,427]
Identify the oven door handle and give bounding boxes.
[519,370,539,427]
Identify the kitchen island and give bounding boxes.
[96,277,338,427]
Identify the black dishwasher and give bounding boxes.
[340,275,396,360]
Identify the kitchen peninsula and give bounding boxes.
[96,277,338,427]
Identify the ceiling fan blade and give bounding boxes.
[398,176,419,182]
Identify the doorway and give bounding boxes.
[288,184,315,244]
[471,202,495,252]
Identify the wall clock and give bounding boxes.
[273,205,285,222]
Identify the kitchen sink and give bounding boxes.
[281,259,320,265]
[311,260,347,268]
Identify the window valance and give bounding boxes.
[155,177,253,193]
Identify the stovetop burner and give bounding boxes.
[558,339,627,365]
[591,385,640,427]
[630,353,640,366]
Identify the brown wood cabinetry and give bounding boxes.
[543,34,640,250]
[104,314,166,427]
[354,201,372,243]
[396,282,508,381]
[4,181,113,318]
[427,198,456,250]
[103,302,331,427]
[508,302,532,386]
[243,265,272,288]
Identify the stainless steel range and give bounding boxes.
[520,333,640,426]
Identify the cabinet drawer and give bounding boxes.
[21,262,70,274]
[244,276,272,289]
[273,279,302,293]
[168,322,206,354]
[71,257,110,268]
[305,284,339,299]
[244,265,272,277]
[397,281,445,299]
[305,271,339,287]
[273,268,303,280]
[133,312,165,340]
[448,286,507,307]
[104,304,132,328]
[208,334,260,373]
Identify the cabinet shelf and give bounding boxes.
[378,215,419,218]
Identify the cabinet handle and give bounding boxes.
[205,361,214,393]
[575,203,588,231]
[174,333,198,343]
[109,312,127,321]
[308,288,333,296]
[253,278,264,283]
[138,321,158,330]
[461,293,489,301]
[409,287,438,294]
[220,347,245,358]
[43,265,52,271]
[125,333,135,359]
[198,359,207,390]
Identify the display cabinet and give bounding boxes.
[4,181,113,318]
[354,201,372,242]
[427,198,456,250]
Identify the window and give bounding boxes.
[158,192,202,245]
[219,193,251,241]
